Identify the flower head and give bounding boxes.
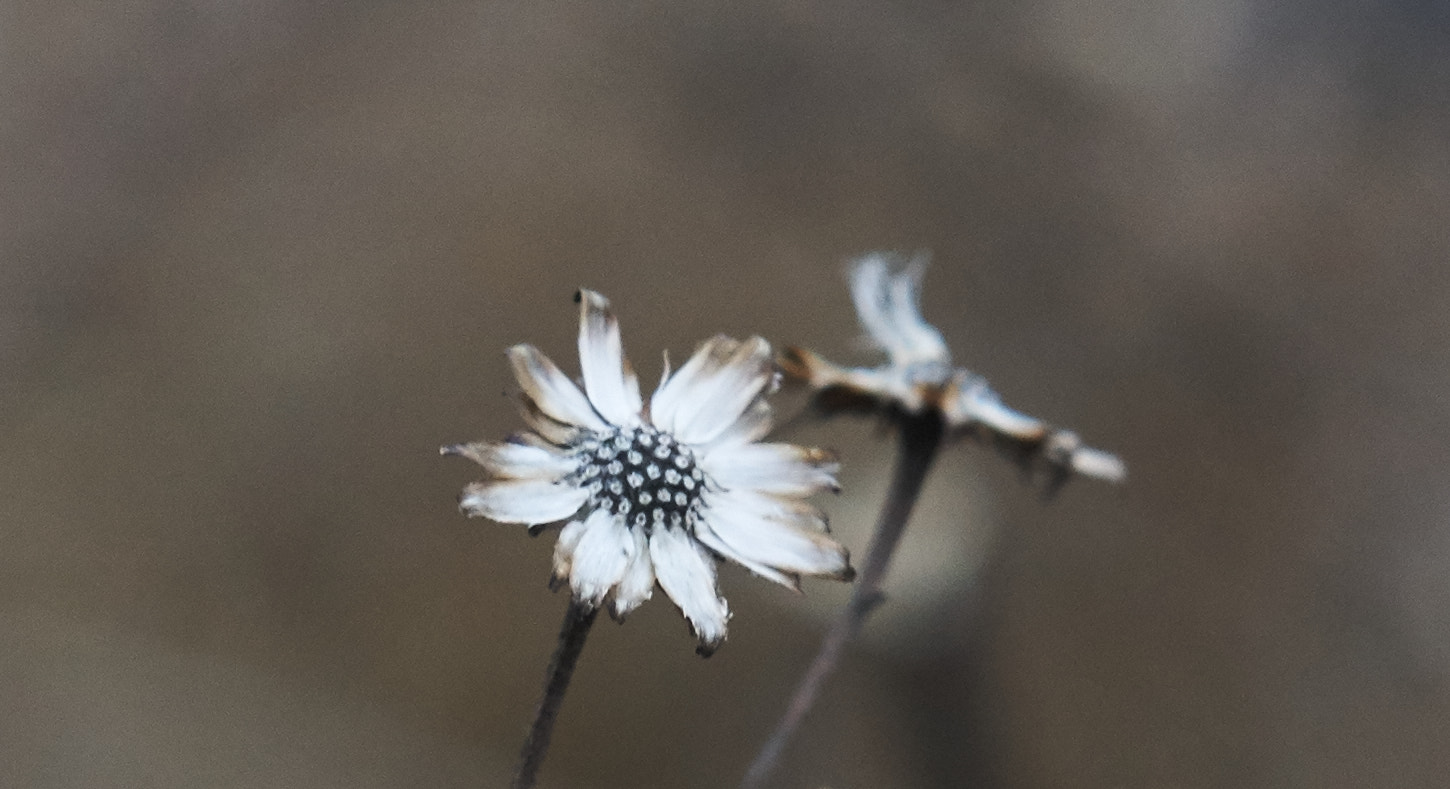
[444,290,853,655]
[781,253,1126,487]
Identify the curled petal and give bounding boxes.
[576,289,642,426]
[507,344,606,430]
[441,441,575,480]
[459,478,587,524]
[649,526,730,656]
[884,255,950,366]
[848,254,906,358]
[701,443,840,497]
[568,509,635,608]
[515,393,584,446]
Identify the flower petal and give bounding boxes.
[885,256,950,365]
[700,504,852,581]
[515,393,585,446]
[507,344,606,430]
[946,379,1046,438]
[568,509,636,608]
[649,526,730,655]
[552,517,590,583]
[693,526,800,591]
[700,443,840,497]
[441,440,576,480]
[700,397,773,449]
[459,478,587,524]
[849,253,950,367]
[711,489,830,533]
[576,290,642,426]
[650,335,738,434]
[849,254,908,358]
[610,526,655,620]
[662,336,775,445]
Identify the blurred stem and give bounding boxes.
[741,409,945,789]
[512,599,598,789]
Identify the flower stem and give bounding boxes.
[741,409,945,789]
[512,599,598,789]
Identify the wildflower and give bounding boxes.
[444,290,853,655]
[781,253,1126,485]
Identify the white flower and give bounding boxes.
[444,290,853,655]
[781,253,1126,485]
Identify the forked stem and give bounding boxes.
[741,409,945,789]
[512,599,598,789]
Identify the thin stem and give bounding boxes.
[512,599,598,789]
[742,409,945,783]
[741,410,945,789]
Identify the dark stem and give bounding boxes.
[741,409,945,789]
[512,599,598,789]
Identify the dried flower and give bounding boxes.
[782,253,1126,485]
[444,290,853,655]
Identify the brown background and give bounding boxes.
[3,2,1448,787]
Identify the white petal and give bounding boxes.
[552,517,590,581]
[441,441,575,480]
[693,526,800,590]
[885,256,950,365]
[650,335,738,434]
[949,382,1045,438]
[568,510,635,607]
[576,290,642,426]
[700,443,839,497]
[515,394,584,445]
[710,489,830,533]
[701,397,773,449]
[1070,446,1127,483]
[459,478,587,524]
[610,527,655,619]
[663,336,774,445]
[649,527,729,654]
[507,344,607,430]
[701,504,852,580]
[848,254,905,357]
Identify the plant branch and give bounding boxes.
[512,599,598,789]
[741,409,945,789]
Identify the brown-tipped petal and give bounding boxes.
[714,489,831,533]
[702,506,853,581]
[694,526,802,591]
[701,397,774,449]
[700,442,840,497]
[576,289,642,426]
[668,336,775,445]
[649,335,740,434]
[515,393,584,446]
[507,344,607,430]
[441,441,576,480]
[459,478,587,524]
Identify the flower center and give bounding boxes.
[574,425,706,533]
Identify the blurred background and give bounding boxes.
[3,2,1448,787]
